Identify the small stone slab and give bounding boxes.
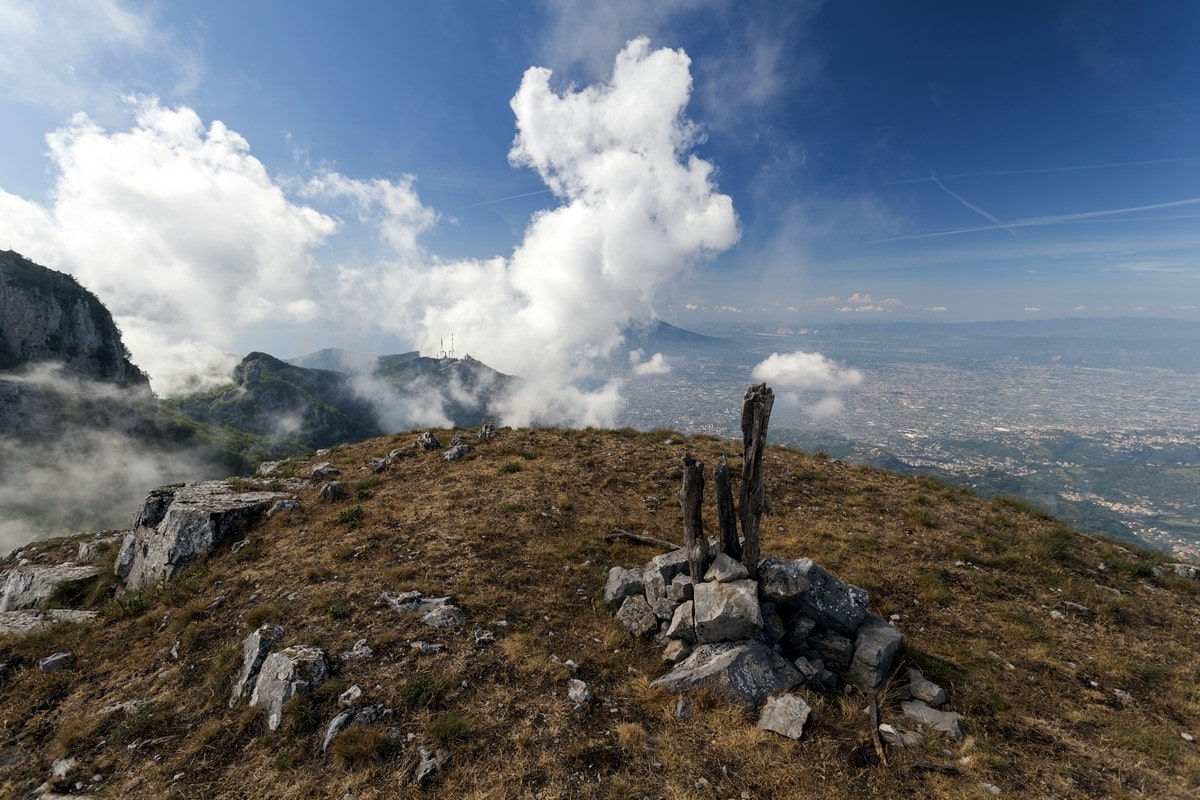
[0,609,97,635]
[39,651,75,672]
[0,565,100,612]
[756,557,811,605]
[230,624,284,708]
[757,693,812,739]
[420,605,465,629]
[901,699,963,741]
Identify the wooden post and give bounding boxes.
[679,454,709,587]
[738,383,774,578]
[714,454,740,561]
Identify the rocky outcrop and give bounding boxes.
[0,250,145,385]
[0,565,99,612]
[250,645,329,732]
[116,480,300,590]
[649,641,804,710]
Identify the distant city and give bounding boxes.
[614,319,1200,560]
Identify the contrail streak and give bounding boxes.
[875,196,1200,242]
[889,156,1200,184]
[453,189,553,210]
[929,172,1016,236]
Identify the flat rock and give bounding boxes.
[419,605,465,629]
[847,613,904,690]
[757,693,812,739]
[604,566,645,607]
[116,480,298,590]
[704,552,749,582]
[0,609,98,635]
[39,651,75,672]
[650,641,804,710]
[0,565,99,612]
[642,548,691,605]
[321,703,392,752]
[900,699,963,741]
[665,600,695,642]
[250,645,329,731]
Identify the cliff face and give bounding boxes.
[0,250,146,386]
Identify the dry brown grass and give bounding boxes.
[1,426,1198,799]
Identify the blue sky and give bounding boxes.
[0,1,1197,405]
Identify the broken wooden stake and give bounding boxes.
[738,383,774,578]
[605,529,680,551]
[714,454,740,561]
[679,454,709,588]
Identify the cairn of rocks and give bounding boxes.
[606,383,954,744]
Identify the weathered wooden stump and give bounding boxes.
[679,454,709,588]
[714,454,740,561]
[738,383,774,578]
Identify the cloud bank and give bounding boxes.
[751,350,863,420]
[1,38,738,427]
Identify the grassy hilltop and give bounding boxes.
[1,427,1198,799]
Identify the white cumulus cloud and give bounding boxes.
[339,38,738,426]
[752,351,862,391]
[0,96,340,394]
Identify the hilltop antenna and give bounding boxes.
[450,334,455,359]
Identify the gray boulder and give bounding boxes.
[1154,563,1200,580]
[757,693,812,739]
[604,566,644,607]
[615,595,657,639]
[318,481,344,502]
[38,651,75,672]
[901,699,963,741]
[757,556,812,605]
[414,747,448,786]
[0,609,98,635]
[693,579,763,643]
[847,613,904,690]
[793,558,868,635]
[250,645,329,731]
[0,564,99,612]
[650,641,804,710]
[415,431,441,451]
[809,629,853,674]
[116,480,297,590]
[229,624,285,708]
[420,605,465,629]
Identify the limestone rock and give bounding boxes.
[756,556,811,605]
[568,678,594,705]
[415,431,441,451]
[704,552,749,582]
[652,596,678,622]
[229,624,284,708]
[809,630,853,674]
[757,693,812,739]
[693,579,763,643]
[907,667,947,706]
[0,609,98,635]
[321,703,392,752]
[604,566,645,607]
[339,638,374,661]
[615,595,657,639]
[642,548,691,605]
[665,600,695,643]
[663,639,692,664]
[443,443,471,461]
[310,462,339,480]
[318,481,344,502]
[414,747,448,786]
[116,480,297,590]
[793,558,868,635]
[39,651,75,672]
[847,613,904,690]
[0,565,99,612]
[477,424,496,441]
[1154,563,1200,580]
[667,574,694,602]
[879,723,925,748]
[650,641,804,710]
[420,605,465,629]
[900,699,963,741]
[250,645,329,731]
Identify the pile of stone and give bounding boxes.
[606,546,903,705]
